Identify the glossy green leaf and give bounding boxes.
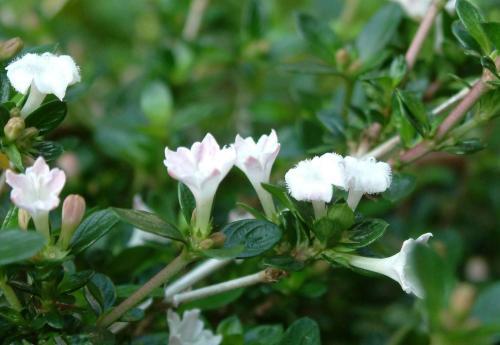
[280,317,321,345]
[482,22,500,49]
[296,13,338,61]
[452,21,482,55]
[456,0,491,53]
[33,141,64,162]
[58,270,95,294]
[85,273,116,315]
[341,219,389,250]
[442,138,486,155]
[112,208,185,243]
[0,230,46,266]
[178,183,195,225]
[383,173,416,202]
[222,219,282,258]
[245,325,283,345]
[70,209,119,254]
[394,89,431,137]
[472,283,500,325]
[1,207,19,231]
[24,100,67,135]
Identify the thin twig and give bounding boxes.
[172,268,286,307]
[405,0,443,70]
[183,0,210,41]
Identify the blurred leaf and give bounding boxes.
[120,308,144,322]
[25,100,67,135]
[261,183,297,214]
[33,141,64,162]
[4,144,23,171]
[281,62,341,75]
[389,55,407,86]
[296,13,338,61]
[356,4,402,63]
[480,56,500,78]
[140,80,172,126]
[112,208,185,243]
[202,245,244,259]
[456,0,491,53]
[222,219,282,258]
[243,0,263,40]
[85,273,116,315]
[184,287,244,311]
[442,138,486,155]
[312,218,342,247]
[236,202,267,220]
[0,230,46,265]
[245,325,283,345]
[340,219,388,250]
[262,256,304,272]
[70,209,119,254]
[452,21,482,55]
[1,207,19,231]
[472,283,500,325]
[394,90,431,137]
[317,108,345,137]
[280,317,321,345]
[0,105,9,131]
[383,173,416,202]
[218,316,243,345]
[0,73,9,103]
[482,22,500,49]
[178,183,195,226]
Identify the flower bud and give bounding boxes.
[450,283,476,317]
[4,117,25,141]
[18,208,31,230]
[0,38,23,60]
[9,107,21,118]
[58,194,86,250]
[209,232,226,247]
[335,48,350,70]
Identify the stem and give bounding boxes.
[194,194,214,239]
[98,252,192,328]
[165,258,232,301]
[405,0,443,70]
[20,85,46,118]
[182,0,210,41]
[32,212,50,241]
[312,200,326,219]
[0,279,22,311]
[172,268,284,307]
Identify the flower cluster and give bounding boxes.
[285,154,391,213]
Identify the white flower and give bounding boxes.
[346,233,433,298]
[6,156,66,239]
[391,0,455,20]
[164,133,235,237]
[234,130,280,218]
[6,52,80,117]
[167,309,222,345]
[285,153,345,218]
[342,156,391,210]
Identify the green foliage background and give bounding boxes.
[1,0,500,344]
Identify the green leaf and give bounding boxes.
[70,209,119,254]
[24,100,67,135]
[394,89,431,137]
[456,0,491,53]
[178,183,195,225]
[296,13,338,61]
[316,109,345,137]
[280,62,341,76]
[58,270,95,294]
[412,244,454,328]
[312,218,342,247]
[452,21,482,55]
[472,283,500,325]
[383,173,416,202]
[85,273,116,315]
[112,208,185,243]
[184,287,244,311]
[202,245,244,259]
[341,219,389,250]
[327,203,355,231]
[33,141,64,162]
[263,256,304,272]
[480,56,500,79]
[280,317,321,345]
[442,138,486,155]
[222,219,282,258]
[482,22,500,50]
[389,55,407,87]
[4,145,23,171]
[218,316,243,345]
[0,105,10,132]
[245,325,283,345]
[0,230,46,266]
[261,183,297,213]
[356,4,402,62]
[236,202,267,220]
[1,207,19,231]
[243,0,263,40]
[140,80,172,126]
[0,73,10,103]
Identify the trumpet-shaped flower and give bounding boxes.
[6,156,66,239]
[285,153,345,218]
[6,52,80,117]
[342,156,391,210]
[164,133,235,237]
[345,233,433,298]
[391,0,455,20]
[167,309,222,345]
[234,130,280,218]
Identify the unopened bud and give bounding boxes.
[199,238,214,250]
[335,48,350,69]
[9,108,21,118]
[18,208,31,230]
[209,232,226,247]
[4,117,25,141]
[450,283,476,317]
[0,37,23,60]
[58,195,86,250]
[347,59,362,74]
[18,127,38,141]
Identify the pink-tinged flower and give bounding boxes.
[6,157,66,239]
[342,156,391,211]
[285,153,345,218]
[164,133,235,237]
[167,309,222,345]
[345,233,433,298]
[6,52,80,117]
[233,130,280,218]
